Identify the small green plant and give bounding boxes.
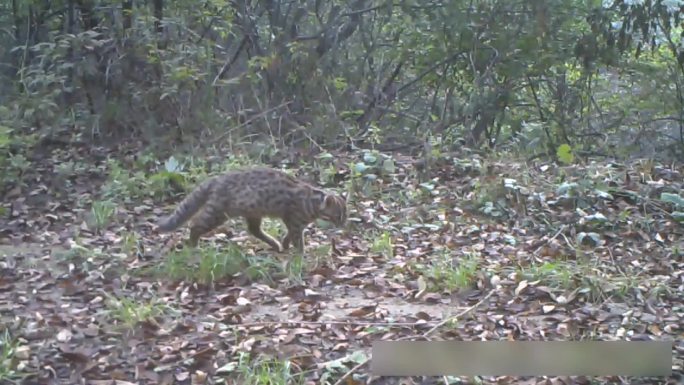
[221,153,259,171]
[518,261,575,290]
[612,275,640,297]
[315,152,338,185]
[54,241,106,266]
[0,132,32,187]
[420,251,480,292]
[102,159,146,201]
[319,350,369,383]
[89,200,117,231]
[221,352,305,385]
[103,157,190,202]
[155,247,195,280]
[369,231,393,258]
[417,181,441,202]
[147,156,187,200]
[260,219,285,240]
[661,192,684,223]
[0,328,21,382]
[54,160,87,178]
[242,254,284,284]
[119,231,140,256]
[473,179,508,217]
[195,246,245,285]
[516,258,634,303]
[148,171,186,199]
[133,152,158,169]
[578,273,610,304]
[158,243,265,285]
[556,143,574,165]
[310,244,331,260]
[105,295,168,329]
[7,154,30,180]
[348,153,387,198]
[283,254,305,283]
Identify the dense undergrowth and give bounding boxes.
[0,138,682,384]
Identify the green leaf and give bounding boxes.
[333,77,348,91]
[164,156,182,172]
[594,190,614,200]
[660,192,684,208]
[0,125,11,148]
[672,211,684,222]
[316,152,334,160]
[504,234,517,245]
[503,178,518,188]
[556,182,578,195]
[577,232,601,247]
[556,144,574,165]
[215,362,237,374]
[363,152,377,164]
[382,158,396,174]
[584,213,608,223]
[353,162,368,174]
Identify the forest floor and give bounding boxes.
[0,141,682,385]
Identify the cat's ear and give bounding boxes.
[322,194,337,209]
[341,190,350,204]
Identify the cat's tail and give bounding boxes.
[156,178,214,232]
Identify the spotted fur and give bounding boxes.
[156,167,347,252]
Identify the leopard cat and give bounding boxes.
[155,167,347,252]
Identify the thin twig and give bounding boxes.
[212,35,248,86]
[421,290,495,337]
[236,320,438,328]
[332,290,496,385]
[213,101,292,143]
[532,224,567,256]
[156,346,215,371]
[300,128,326,153]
